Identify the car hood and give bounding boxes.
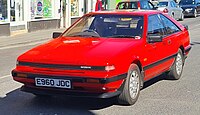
[18,37,140,66]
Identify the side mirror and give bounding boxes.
[52,32,62,39]
[148,35,162,43]
[183,24,188,30]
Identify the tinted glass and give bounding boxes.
[63,15,144,38]
[140,1,150,9]
[117,2,138,9]
[179,0,195,5]
[159,14,180,35]
[148,14,165,36]
[158,2,168,7]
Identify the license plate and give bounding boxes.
[35,78,71,89]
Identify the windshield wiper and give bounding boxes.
[68,33,100,38]
[108,35,135,38]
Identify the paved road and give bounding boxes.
[0,16,200,115]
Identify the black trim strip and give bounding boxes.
[18,61,105,71]
[12,70,127,84]
[143,53,177,71]
[21,85,122,98]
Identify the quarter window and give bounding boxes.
[159,14,180,35]
[148,15,165,36]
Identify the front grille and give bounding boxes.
[18,61,105,71]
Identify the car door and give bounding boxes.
[173,1,182,19]
[143,14,166,80]
[157,14,182,71]
[170,1,178,19]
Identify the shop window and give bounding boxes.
[71,0,79,17]
[31,0,52,19]
[0,0,8,22]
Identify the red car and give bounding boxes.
[12,10,191,105]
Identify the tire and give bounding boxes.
[117,64,141,105]
[167,49,184,80]
[179,13,184,21]
[194,9,197,18]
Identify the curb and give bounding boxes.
[0,38,50,48]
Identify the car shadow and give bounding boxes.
[0,73,172,114]
[190,41,200,46]
[0,88,116,115]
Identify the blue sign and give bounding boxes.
[37,1,43,12]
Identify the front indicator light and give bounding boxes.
[86,78,100,83]
[105,65,115,71]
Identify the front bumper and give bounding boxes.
[183,10,195,16]
[21,85,122,98]
[12,70,127,98]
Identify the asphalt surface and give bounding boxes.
[0,16,200,115]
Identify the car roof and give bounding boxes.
[88,10,162,16]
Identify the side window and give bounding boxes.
[159,14,180,35]
[172,1,177,7]
[148,2,154,9]
[140,1,150,9]
[148,15,165,36]
[170,1,174,7]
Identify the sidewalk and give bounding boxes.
[0,28,66,48]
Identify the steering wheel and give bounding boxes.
[83,29,100,37]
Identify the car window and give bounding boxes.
[140,1,150,9]
[63,14,144,38]
[158,2,168,7]
[179,0,195,5]
[148,14,165,36]
[148,1,154,9]
[116,2,138,9]
[159,14,181,35]
[170,1,177,7]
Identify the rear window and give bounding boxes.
[179,0,195,5]
[158,2,168,7]
[116,2,138,9]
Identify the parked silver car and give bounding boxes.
[157,0,184,21]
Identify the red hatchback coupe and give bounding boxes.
[12,10,191,105]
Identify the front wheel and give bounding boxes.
[167,49,184,80]
[179,13,184,21]
[117,64,141,105]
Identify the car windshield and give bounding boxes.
[158,2,168,7]
[116,2,138,9]
[179,0,195,5]
[62,14,144,38]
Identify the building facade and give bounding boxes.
[0,0,100,36]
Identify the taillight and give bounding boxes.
[163,8,168,13]
[138,2,141,9]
